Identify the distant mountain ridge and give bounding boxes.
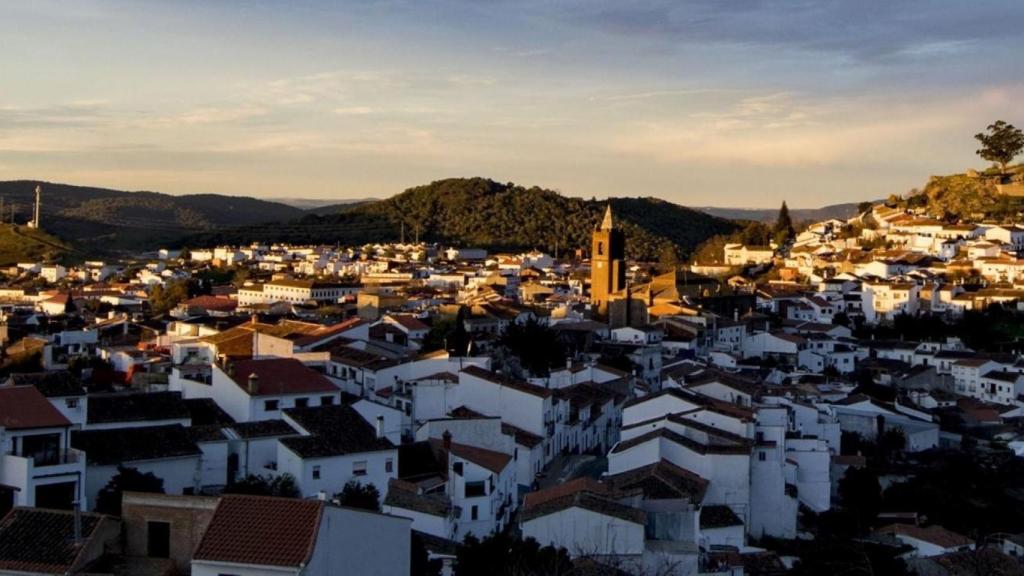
[0,180,304,254]
[697,201,872,223]
[3,178,871,261]
[190,177,741,260]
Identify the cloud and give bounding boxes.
[566,0,1024,62]
[606,87,1021,167]
[333,106,376,115]
[137,104,270,128]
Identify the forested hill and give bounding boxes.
[192,178,740,260]
[0,181,304,254]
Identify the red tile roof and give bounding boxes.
[523,477,608,509]
[0,507,107,573]
[386,314,430,332]
[183,295,238,312]
[874,524,973,549]
[429,438,513,474]
[0,386,71,430]
[194,495,324,568]
[229,358,339,397]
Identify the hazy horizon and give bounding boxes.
[3,1,1022,206]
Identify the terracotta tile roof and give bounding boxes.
[229,358,339,396]
[0,386,70,430]
[430,438,512,474]
[523,477,608,509]
[604,459,709,502]
[0,508,108,574]
[194,495,323,568]
[520,490,644,525]
[182,295,237,312]
[875,524,973,549]
[386,314,430,332]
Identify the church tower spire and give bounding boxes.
[590,204,625,318]
[600,203,614,230]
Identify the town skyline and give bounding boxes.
[3,1,1023,207]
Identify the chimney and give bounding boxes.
[247,372,259,394]
[442,429,452,451]
[375,415,385,439]
[72,499,82,545]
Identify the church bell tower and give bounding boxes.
[590,204,625,317]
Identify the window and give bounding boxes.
[312,465,321,480]
[65,398,79,409]
[264,399,279,411]
[471,505,479,521]
[465,481,486,497]
[147,521,171,558]
[385,458,393,473]
[353,461,367,476]
[294,397,309,408]
[320,395,335,406]
[758,451,767,461]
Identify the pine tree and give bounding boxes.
[773,201,795,245]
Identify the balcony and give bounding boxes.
[5,449,80,468]
[3,449,85,485]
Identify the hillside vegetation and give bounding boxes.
[883,165,1024,221]
[0,224,69,265]
[0,181,304,254]
[192,178,739,260]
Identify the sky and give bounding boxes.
[1,0,1022,208]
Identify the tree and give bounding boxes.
[223,473,300,498]
[411,532,443,576]
[656,242,679,273]
[975,120,1024,173]
[455,533,573,576]
[838,466,882,533]
[773,201,795,246]
[857,201,874,215]
[95,466,165,516]
[334,480,380,511]
[498,319,567,377]
[148,279,191,315]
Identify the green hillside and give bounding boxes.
[0,225,69,266]
[0,181,305,254]
[192,178,739,260]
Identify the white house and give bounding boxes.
[0,386,87,512]
[206,358,342,423]
[278,404,398,499]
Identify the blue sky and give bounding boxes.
[1,0,1022,207]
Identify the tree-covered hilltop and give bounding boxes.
[196,178,739,260]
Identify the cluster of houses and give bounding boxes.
[0,205,1023,574]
